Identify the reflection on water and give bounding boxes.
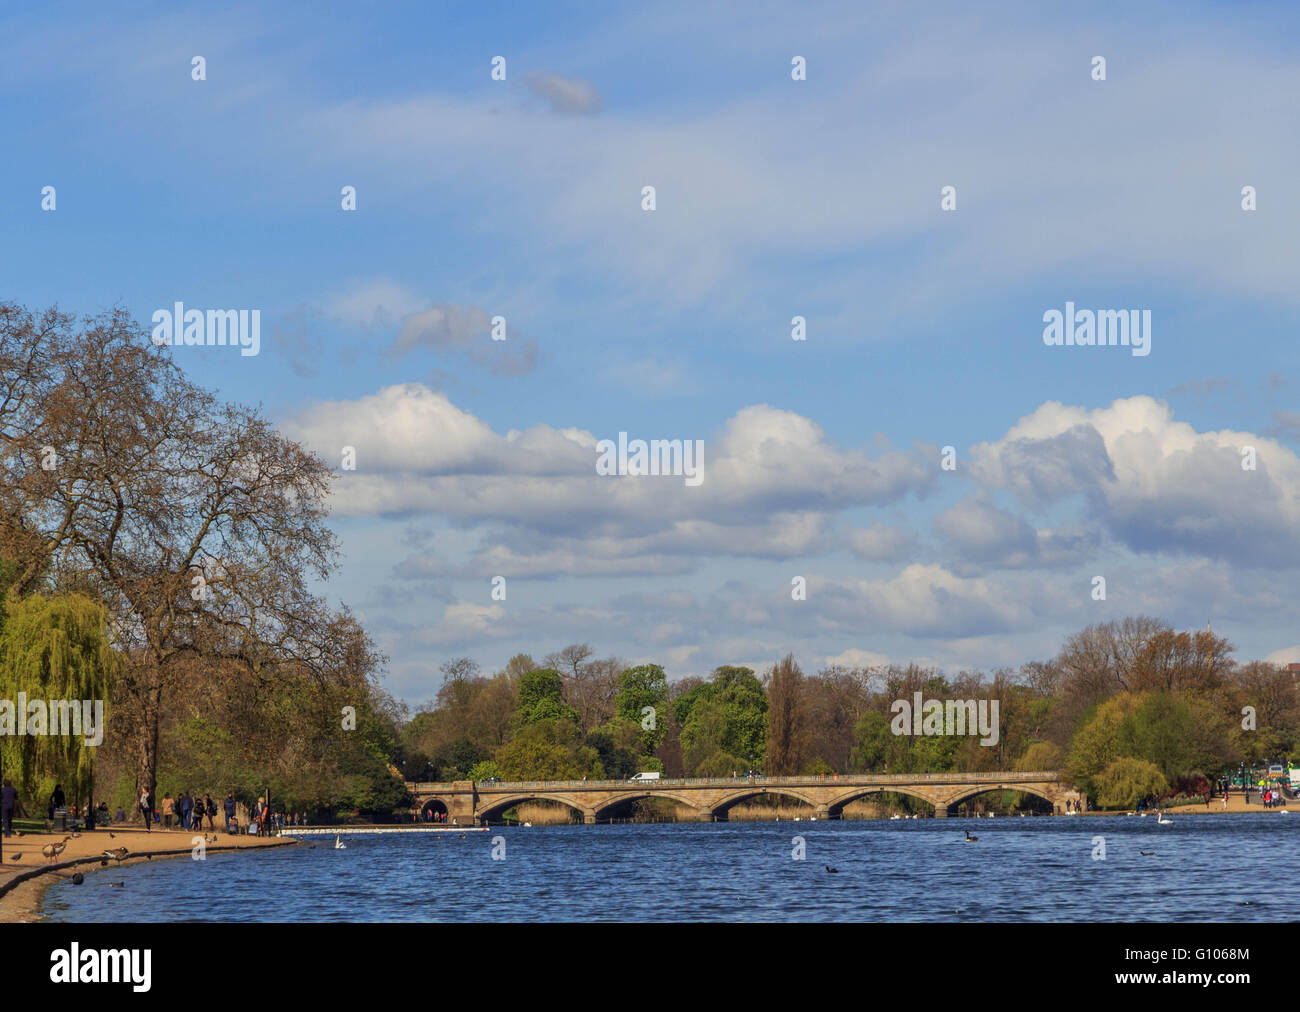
[40,814,1300,922]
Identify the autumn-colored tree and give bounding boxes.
[764,654,806,775]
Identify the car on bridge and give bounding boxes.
[744,769,764,779]
[480,777,502,784]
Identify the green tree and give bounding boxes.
[495,723,601,780]
[678,666,768,775]
[514,669,579,727]
[1066,693,1140,793]
[1094,757,1168,809]
[0,592,118,806]
[467,760,500,781]
[614,663,669,753]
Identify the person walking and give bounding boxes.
[223,794,236,834]
[162,793,175,829]
[139,786,153,832]
[178,790,191,830]
[1,780,17,836]
[204,794,217,831]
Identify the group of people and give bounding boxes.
[157,790,220,831]
[137,788,239,834]
[3,782,312,839]
[264,810,309,829]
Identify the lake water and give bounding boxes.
[39,813,1300,922]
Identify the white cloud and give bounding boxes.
[285,385,934,542]
[970,396,1300,567]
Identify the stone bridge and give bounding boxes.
[407,771,1080,824]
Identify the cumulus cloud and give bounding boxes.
[970,396,1300,568]
[816,564,1028,639]
[932,496,1099,572]
[284,386,935,544]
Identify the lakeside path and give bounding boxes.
[0,826,295,922]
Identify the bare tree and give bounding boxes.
[439,656,481,684]
[0,303,349,801]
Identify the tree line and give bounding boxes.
[401,621,1300,811]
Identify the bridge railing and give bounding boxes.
[407,772,1061,792]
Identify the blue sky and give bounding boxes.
[4,1,1300,702]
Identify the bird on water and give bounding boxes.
[963,830,978,843]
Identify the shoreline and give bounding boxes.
[2,802,1286,921]
[0,828,296,923]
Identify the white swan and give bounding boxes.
[1157,813,1173,825]
[334,834,347,849]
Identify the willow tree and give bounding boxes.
[0,302,346,803]
[0,592,117,803]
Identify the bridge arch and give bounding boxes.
[591,792,703,821]
[709,787,820,819]
[419,799,448,822]
[825,785,944,817]
[942,784,1059,814]
[475,793,589,824]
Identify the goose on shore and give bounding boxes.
[103,847,128,862]
[42,836,72,863]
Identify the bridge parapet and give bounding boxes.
[406,772,1073,823]
[408,771,1064,793]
